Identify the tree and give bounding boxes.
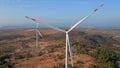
[93,47,118,68]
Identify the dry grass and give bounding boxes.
[0,28,120,68]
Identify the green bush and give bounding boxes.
[59,63,65,68]
[0,55,10,61]
[58,63,72,68]
[57,55,64,59]
[77,60,84,64]
[15,54,24,59]
[0,55,12,68]
[26,53,33,58]
[53,66,58,68]
[0,34,25,41]
[92,47,118,68]
[90,64,97,68]
[38,51,45,56]
[0,62,12,68]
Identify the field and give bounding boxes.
[0,27,120,68]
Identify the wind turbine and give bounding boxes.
[25,4,104,68]
[25,16,43,48]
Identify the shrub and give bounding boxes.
[57,55,64,59]
[53,66,58,68]
[15,54,24,59]
[59,63,72,68]
[59,63,65,68]
[92,47,118,68]
[0,62,12,68]
[0,55,10,61]
[26,53,33,58]
[77,60,84,64]
[0,55,12,68]
[38,51,45,56]
[90,64,97,68]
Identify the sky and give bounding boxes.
[0,0,120,28]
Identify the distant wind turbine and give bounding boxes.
[25,4,104,68]
[25,18,43,48]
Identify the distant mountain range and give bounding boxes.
[0,26,120,31]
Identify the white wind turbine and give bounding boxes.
[25,16,43,48]
[25,4,104,68]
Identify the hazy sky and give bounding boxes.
[0,0,120,28]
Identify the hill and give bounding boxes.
[0,27,120,68]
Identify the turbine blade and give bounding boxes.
[25,16,66,33]
[67,34,74,67]
[68,4,104,32]
[37,29,43,38]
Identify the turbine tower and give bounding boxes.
[25,4,104,68]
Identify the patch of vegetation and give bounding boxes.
[92,47,120,68]
[0,62,12,68]
[77,60,84,64]
[90,64,97,68]
[0,34,25,41]
[14,53,25,59]
[47,44,62,53]
[14,52,34,59]
[0,55,12,68]
[73,41,96,54]
[38,51,45,56]
[26,53,33,58]
[73,42,88,54]
[57,54,64,59]
[53,66,58,68]
[0,46,16,53]
[58,63,72,68]
[58,63,65,68]
[0,55,10,61]
[87,34,119,46]
[72,41,120,68]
